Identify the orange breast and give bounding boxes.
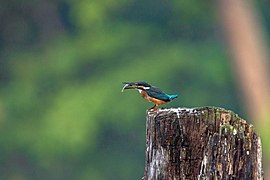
[140,91,167,105]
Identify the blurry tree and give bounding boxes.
[0,0,268,179]
[217,0,270,176]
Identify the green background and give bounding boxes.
[0,0,269,179]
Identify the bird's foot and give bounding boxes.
[148,105,159,112]
[148,108,157,112]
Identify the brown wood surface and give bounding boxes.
[143,107,263,180]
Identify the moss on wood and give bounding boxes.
[143,107,263,179]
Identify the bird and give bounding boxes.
[122,81,178,109]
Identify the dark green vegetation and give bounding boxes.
[0,0,268,179]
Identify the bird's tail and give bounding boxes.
[169,94,178,100]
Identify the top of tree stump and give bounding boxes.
[144,106,263,179]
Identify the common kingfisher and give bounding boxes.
[122,81,178,109]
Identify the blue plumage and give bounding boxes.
[122,81,178,109]
[168,94,178,100]
[145,86,177,102]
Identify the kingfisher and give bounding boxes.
[122,81,178,109]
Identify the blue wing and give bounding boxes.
[146,86,171,102]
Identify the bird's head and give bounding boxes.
[122,81,151,92]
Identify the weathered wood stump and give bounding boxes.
[143,107,263,180]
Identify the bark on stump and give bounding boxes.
[143,107,263,180]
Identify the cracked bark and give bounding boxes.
[143,107,263,180]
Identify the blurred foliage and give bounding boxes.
[0,0,268,179]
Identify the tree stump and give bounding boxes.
[143,107,263,180]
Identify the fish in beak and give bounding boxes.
[121,82,138,92]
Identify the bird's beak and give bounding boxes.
[121,82,138,92]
